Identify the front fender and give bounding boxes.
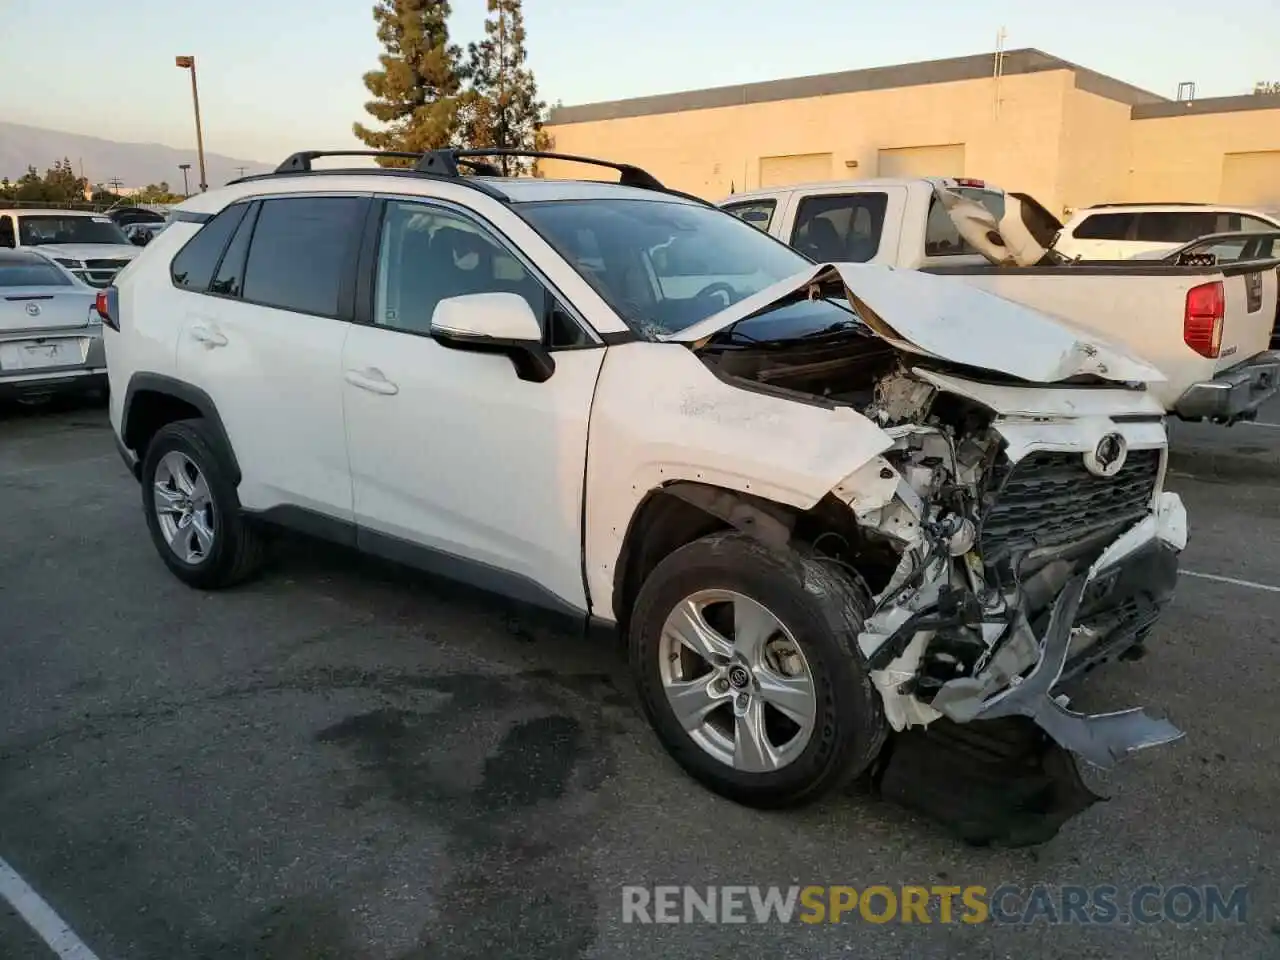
[584,342,892,620]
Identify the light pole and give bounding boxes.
[178,163,191,197]
[175,55,208,192]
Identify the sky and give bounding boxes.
[1,0,1276,164]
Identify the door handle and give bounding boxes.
[344,367,399,395]
[189,323,228,347]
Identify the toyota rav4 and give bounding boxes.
[101,149,1188,839]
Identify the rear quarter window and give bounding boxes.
[170,203,250,291]
[924,189,1006,257]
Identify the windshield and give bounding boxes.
[518,198,812,336]
[0,260,72,287]
[17,215,129,247]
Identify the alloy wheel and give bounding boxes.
[153,451,216,564]
[658,589,817,772]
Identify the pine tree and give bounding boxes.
[353,0,464,164]
[460,0,549,176]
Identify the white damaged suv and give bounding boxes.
[101,149,1188,831]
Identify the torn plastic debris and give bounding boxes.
[930,575,1185,768]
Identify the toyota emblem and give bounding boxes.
[1083,432,1128,478]
[24,301,40,317]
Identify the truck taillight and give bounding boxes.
[953,178,986,188]
[1183,281,1224,358]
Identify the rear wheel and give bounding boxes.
[141,419,264,589]
[629,531,887,808]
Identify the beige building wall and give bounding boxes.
[543,50,1280,215]
[1057,86,1133,215]
[546,70,1074,211]
[1127,108,1280,204]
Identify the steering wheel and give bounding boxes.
[693,281,739,309]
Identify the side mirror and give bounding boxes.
[130,232,150,246]
[430,292,554,383]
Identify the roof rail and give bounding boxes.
[415,149,667,190]
[1083,201,1210,209]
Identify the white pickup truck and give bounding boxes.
[720,179,1280,424]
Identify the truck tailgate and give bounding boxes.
[929,262,1279,410]
[1216,263,1278,374]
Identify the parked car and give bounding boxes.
[721,179,1280,424]
[103,149,1187,832]
[106,206,168,231]
[0,208,142,287]
[0,249,106,402]
[1054,203,1280,261]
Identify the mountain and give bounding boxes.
[0,121,275,190]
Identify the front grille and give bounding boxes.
[979,448,1161,563]
[85,259,129,270]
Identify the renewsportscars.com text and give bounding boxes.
[621,884,1249,926]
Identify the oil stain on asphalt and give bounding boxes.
[311,674,613,959]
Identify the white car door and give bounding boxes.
[341,198,606,614]
[173,195,364,520]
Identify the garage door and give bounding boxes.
[1221,151,1280,206]
[877,144,966,179]
[758,153,833,187]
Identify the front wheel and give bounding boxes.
[629,532,887,809]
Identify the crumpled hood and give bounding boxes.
[662,262,1166,385]
[28,243,140,262]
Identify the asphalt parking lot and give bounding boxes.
[2,399,1279,960]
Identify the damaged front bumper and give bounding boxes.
[860,488,1187,770]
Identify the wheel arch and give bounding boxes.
[122,373,241,485]
[609,480,900,636]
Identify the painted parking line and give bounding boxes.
[1238,421,1280,429]
[1182,569,1280,594]
[0,857,100,960]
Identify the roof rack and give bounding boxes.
[415,148,666,190]
[238,148,705,205]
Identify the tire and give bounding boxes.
[140,418,264,589]
[629,531,888,809]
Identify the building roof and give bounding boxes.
[546,48,1277,126]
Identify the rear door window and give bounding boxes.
[0,216,14,248]
[1133,212,1218,243]
[790,193,888,262]
[241,196,365,318]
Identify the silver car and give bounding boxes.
[0,249,106,403]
